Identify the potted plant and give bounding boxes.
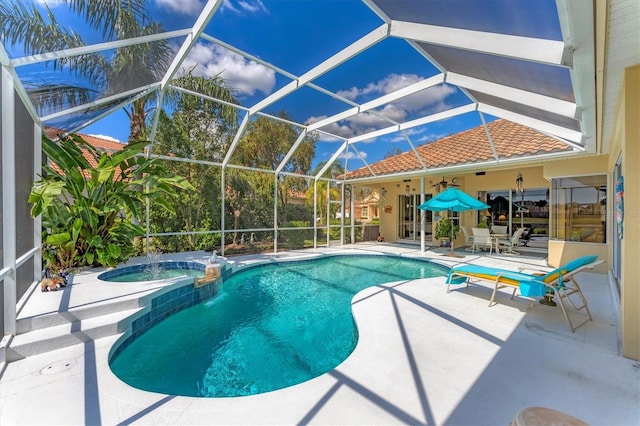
[29,133,194,278]
[434,217,459,247]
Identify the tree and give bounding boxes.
[305,180,340,225]
[0,1,170,141]
[151,79,238,250]
[0,1,236,143]
[232,112,317,226]
[384,147,403,159]
[304,161,343,224]
[29,134,194,270]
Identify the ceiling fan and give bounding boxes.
[432,177,460,191]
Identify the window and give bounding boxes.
[477,189,549,237]
[361,206,368,218]
[551,175,607,243]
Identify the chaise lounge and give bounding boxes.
[445,255,603,332]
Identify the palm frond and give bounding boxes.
[67,0,149,40]
[25,83,95,116]
[168,72,239,126]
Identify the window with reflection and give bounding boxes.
[551,175,607,243]
[477,188,549,239]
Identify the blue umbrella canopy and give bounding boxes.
[418,187,490,257]
[418,187,489,212]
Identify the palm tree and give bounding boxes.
[0,0,236,142]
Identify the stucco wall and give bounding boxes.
[618,66,640,360]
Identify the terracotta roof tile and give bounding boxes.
[342,119,572,179]
[44,128,126,179]
[44,127,125,153]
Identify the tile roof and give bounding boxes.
[44,127,125,154]
[44,127,126,178]
[341,119,572,180]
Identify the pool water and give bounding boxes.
[98,262,205,282]
[108,268,204,282]
[109,255,446,397]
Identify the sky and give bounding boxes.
[14,0,501,170]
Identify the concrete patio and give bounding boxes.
[1,244,637,425]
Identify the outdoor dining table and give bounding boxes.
[490,233,510,254]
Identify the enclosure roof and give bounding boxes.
[1,0,596,180]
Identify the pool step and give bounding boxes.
[6,308,141,362]
[16,297,143,334]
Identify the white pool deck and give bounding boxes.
[1,243,638,425]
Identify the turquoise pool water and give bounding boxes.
[109,255,447,397]
[98,261,205,282]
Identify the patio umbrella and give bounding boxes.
[418,187,490,256]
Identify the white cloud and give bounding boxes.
[312,74,457,141]
[181,43,276,96]
[315,132,343,143]
[89,134,121,143]
[35,0,66,6]
[388,127,428,143]
[396,84,457,113]
[337,73,423,101]
[154,0,267,16]
[418,132,449,144]
[220,0,267,15]
[155,0,204,15]
[339,151,367,161]
[238,0,267,13]
[316,121,356,139]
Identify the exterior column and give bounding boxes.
[420,177,425,253]
[2,66,16,336]
[621,65,640,360]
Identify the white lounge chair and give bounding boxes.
[498,227,526,254]
[471,227,493,254]
[445,255,603,332]
[460,225,474,248]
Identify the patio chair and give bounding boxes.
[460,225,474,247]
[497,227,526,254]
[471,227,493,254]
[445,255,603,332]
[519,227,533,246]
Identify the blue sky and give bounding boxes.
[17,0,497,170]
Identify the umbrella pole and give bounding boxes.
[450,212,454,255]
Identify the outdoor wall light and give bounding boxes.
[516,173,524,194]
[405,185,410,197]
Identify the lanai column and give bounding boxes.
[420,177,426,253]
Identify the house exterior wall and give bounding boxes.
[378,185,405,243]
[613,65,639,360]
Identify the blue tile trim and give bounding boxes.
[98,261,205,282]
[110,273,223,361]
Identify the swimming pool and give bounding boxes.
[98,261,205,282]
[109,255,447,397]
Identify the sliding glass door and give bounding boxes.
[397,194,432,241]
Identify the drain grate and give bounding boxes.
[40,358,76,375]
